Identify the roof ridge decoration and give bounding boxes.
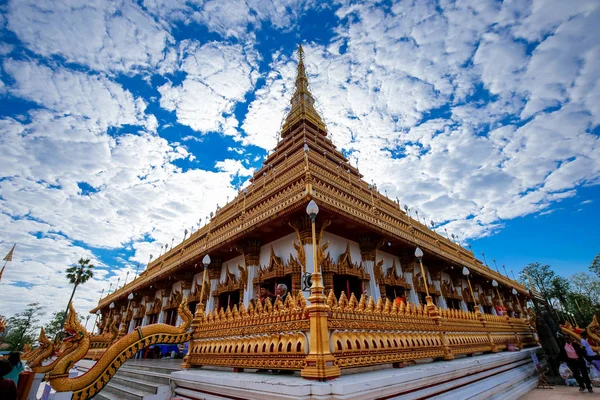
[281,44,327,137]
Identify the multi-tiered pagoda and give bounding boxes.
[91,45,536,380]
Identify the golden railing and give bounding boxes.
[183,290,538,377]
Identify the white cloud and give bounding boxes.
[7,0,172,74]
[158,41,259,136]
[3,60,152,131]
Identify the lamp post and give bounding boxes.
[415,247,438,318]
[124,292,135,333]
[512,288,520,317]
[492,279,503,307]
[94,310,101,335]
[108,302,115,333]
[301,200,340,380]
[183,254,210,370]
[462,267,480,316]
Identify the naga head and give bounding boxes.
[47,303,90,378]
[60,303,87,347]
[28,327,56,368]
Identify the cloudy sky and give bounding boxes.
[0,0,599,321]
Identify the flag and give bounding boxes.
[3,244,15,262]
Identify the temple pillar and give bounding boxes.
[158,288,169,323]
[399,253,419,306]
[205,257,222,312]
[359,236,381,301]
[431,271,447,309]
[240,240,260,307]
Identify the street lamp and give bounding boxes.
[462,267,480,315]
[94,310,101,334]
[196,254,211,314]
[301,199,339,380]
[415,247,436,314]
[492,279,503,307]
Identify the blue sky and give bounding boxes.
[0,0,599,319]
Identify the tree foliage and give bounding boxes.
[1,302,45,351]
[590,253,600,279]
[61,257,95,330]
[45,310,67,339]
[519,262,555,298]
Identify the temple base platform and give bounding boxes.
[171,346,542,400]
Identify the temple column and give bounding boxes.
[158,289,169,323]
[399,253,419,305]
[431,271,446,309]
[240,240,260,307]
[359,236,381,301]
[205,257,222,312]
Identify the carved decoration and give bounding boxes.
[164,290,183,310]
[213,266,244,296]
[146,298,162,316]
[441,279,462,300]
[413,272,440,295]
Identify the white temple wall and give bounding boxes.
[258,233,296,267]
[321,232,361,262]
[220,255,244,281]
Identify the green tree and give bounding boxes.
[590,252,600,279]
[519,262,555,299]
[1,302,44,351]
[45,310,67,339]
[61,258,95,329]
[569,272,600,305]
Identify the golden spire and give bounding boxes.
[281,44,327,137]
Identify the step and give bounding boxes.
[100,381,155,400]
[110,375,164,393]
[117,367,172,386]
[121,363,182,376]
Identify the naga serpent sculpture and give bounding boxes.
[560,315,600,352]
[46,297,193,400]
[84,321,119,360]
[22,328,55,370]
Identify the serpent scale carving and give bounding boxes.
[47,297,193,400]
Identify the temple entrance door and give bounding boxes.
[446,298,461,310]
[385,286,406,302]
[217,290,240,311]
[188,302,197,316]
[333,275,363,299]
[165,309,177,326]
[482,305,493,314]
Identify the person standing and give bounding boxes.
[0,359,17,400]
[4,352,23,384]
[580,332,600,361]
[560,336,593,392]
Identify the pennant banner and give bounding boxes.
[3,244,15,262]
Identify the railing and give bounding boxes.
[184,290,538,378]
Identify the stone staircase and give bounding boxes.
[87,360,181,400]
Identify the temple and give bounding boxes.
[90,45,536,380]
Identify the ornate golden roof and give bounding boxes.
[281,45,327,137]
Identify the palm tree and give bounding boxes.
[60,258,95,329]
